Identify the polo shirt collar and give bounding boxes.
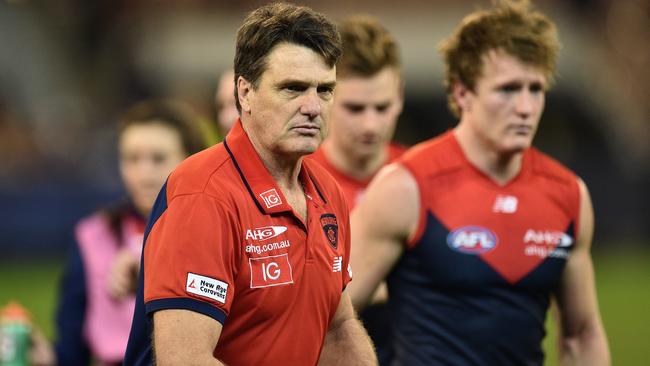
[224,120,326,215]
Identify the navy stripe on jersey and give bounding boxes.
[224,138,265,214]
[308,173,328,204]
[143,181,169,245]
[147,298,227,324]
[124,181,169,365]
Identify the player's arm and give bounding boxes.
[145,192,238,365]
[318,290,377,366]
[153,309,226,365]
[554,179,610,366]
[348,164,419,311]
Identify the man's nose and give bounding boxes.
[300,90,322,118]
[360,109,380,133]
[514,91,535,119]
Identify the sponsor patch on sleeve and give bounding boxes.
[186,273,228,304]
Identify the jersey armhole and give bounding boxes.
[403,164,427,250]
[571,177,583,243]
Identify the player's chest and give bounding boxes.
[415,182,575,287]
[233,209,346,309]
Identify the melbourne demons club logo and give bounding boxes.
[259,188,282,209]
[320,213,338,249]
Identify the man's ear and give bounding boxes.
[237,76,253,114]
[395,77,405,115]
[452,81,471,113]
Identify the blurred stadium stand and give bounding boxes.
[1,0,648,259]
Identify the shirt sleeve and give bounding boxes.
[143,193,240,325]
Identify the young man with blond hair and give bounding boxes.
[348,1,610,365]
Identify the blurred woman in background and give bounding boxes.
[54,100,205,365]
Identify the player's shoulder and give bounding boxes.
[399,131,464,178]
[387,142,408,162]
[528,147,579,186]
[167,143,233,199]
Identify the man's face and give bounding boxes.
[238,43,336,159]
[458,50,547,154]
[329,67,403,161]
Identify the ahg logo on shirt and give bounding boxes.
[245,226,287,241]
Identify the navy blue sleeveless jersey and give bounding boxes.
[388,131,581,365]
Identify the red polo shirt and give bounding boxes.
[133,120,352,365]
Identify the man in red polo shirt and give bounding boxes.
[124,3,377,365]
[309,15,406,366]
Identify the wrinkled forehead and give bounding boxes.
[261,43,336,83]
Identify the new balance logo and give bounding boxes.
[493,195,518,213]
[332,256,342,272]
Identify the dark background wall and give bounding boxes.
[1,0,648,259]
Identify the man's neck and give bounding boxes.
[322,140,387,181]
[253,144,309,220]
[257,149,303,190]
[246,133,309,222]
[453,124,523,186]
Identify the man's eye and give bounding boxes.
[152,153,167,165]
[529,83,544,93]
[121,154,138,164]
[285,85,306,92]
[317,86,334,94]
[375,104,390,113]
[500,84,520,93]
[344,105,365,113]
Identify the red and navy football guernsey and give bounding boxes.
[124,121,352,365]
[389,131,581,366]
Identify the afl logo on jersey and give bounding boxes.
[447,226,498,254]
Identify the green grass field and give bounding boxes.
[541,248,650,365]
[1,247,649,364]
